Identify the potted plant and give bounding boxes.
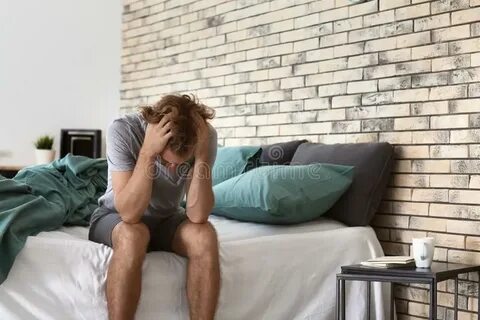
[34,135,55,164]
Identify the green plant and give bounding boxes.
[34,135,54,150]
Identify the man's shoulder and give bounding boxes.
[108,113,145,135]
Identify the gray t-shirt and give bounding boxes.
[91,113,217,224]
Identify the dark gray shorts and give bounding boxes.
[88,211,188,252]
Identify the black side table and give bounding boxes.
[336,262,480,320]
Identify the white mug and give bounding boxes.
[412,237,435,268]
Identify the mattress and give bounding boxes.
[0,215,390,320]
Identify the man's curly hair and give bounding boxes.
[138,94,215,157]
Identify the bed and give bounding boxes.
[0,215,390,320]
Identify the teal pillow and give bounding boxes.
[212,163,354,224]
[212,146,262,186]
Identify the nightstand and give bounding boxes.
[336,262,480,320]
[0,165,24,178]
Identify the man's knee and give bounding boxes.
[112,221,150,254]
[184,222,218,258]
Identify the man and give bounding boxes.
[89,94,220,320]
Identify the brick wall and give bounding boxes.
[121,0,480,318]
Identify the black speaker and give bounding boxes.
[60,129,101,158]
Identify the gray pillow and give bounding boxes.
[259,140,308,165]
[291,142,393,226]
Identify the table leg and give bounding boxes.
[336,276,340,320]
[341,278,346,320]
[366,281,371,320]
[454,276,458,320]
[390,282,395,320]
[430,280,437,320]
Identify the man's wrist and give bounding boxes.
[140,147,157,162]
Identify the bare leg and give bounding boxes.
[107,222,150,320]
[172,221,220,320]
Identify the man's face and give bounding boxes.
[159,147,193,174]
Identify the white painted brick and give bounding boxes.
[320,32,348,47]
[303,122,332,134]
[430,145,469,158]
[450,190,480,205]
[451,39,480,56]
[430,85,468,100]
[319,6,349,23]
[396,31,431,48]
[305,48,334,62]
[246,90,290,103]
[412,101,448,115]
[280,76,304,89]
[414,13,450,31]
[305,73,333,86]
[292,87,316,100]
[394,117,429,130]
[293,38,319,52]
[451,129,480,143]
[349,26,380,43]
[364,10,395,27]
[410,217,447,232]
[334,17,363,33]
[379,76,411,91]
[364,64,396,79]
[391,201,429,216]
[347,80,377,94]
[294,62,319,76]
[472,53,480,67]
[281,52,306,66]
[268,66,293,79]
[412,160,450,173]
[294,13,320,29]
[395,3,431,20]
[333,68,363,83]
[433,55,471,72]
[397,60,431,76]
[257,125,279,137]
[365,37,397,52]
[430,175,470,188]
[304,98,331,111]
[362,92,394,105]
[379,48,411,64]
[450,98,480,113]
[316,109,346,122]
[318,58,348,72]
[332,95,361,108]
[333,43,364,58]
[394,88,429,102]
[318,83,348,97]
[411,43,449,60]
[380,0,410,11]
[234,126,256,137]
[395,146,430,158]
[348,53,378,68]
[412,72,449,88]
[380,21,413,37]
[412,189,449,202]
[412,130,450,144]
[470,176,480,189]
[431,114,469,129]
[432,0,469,14]
[432,25,471,42]
[279,100,303,112]
[379,131,413,144]
[347,104,410,119]
[452,7,480,24]
[349,0,378,17]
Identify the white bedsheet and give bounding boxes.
[0,215,390,320]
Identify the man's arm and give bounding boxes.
[185,122,216,224]
[112,149,156,224]
[112,116,173,224]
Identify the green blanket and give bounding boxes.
[0,154,107,284]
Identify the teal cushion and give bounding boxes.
[212,163,354,224]
[212,146,262,186]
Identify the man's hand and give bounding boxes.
[142,115,173,157]
[193,113,210,160]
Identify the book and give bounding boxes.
[360,256,416,268]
